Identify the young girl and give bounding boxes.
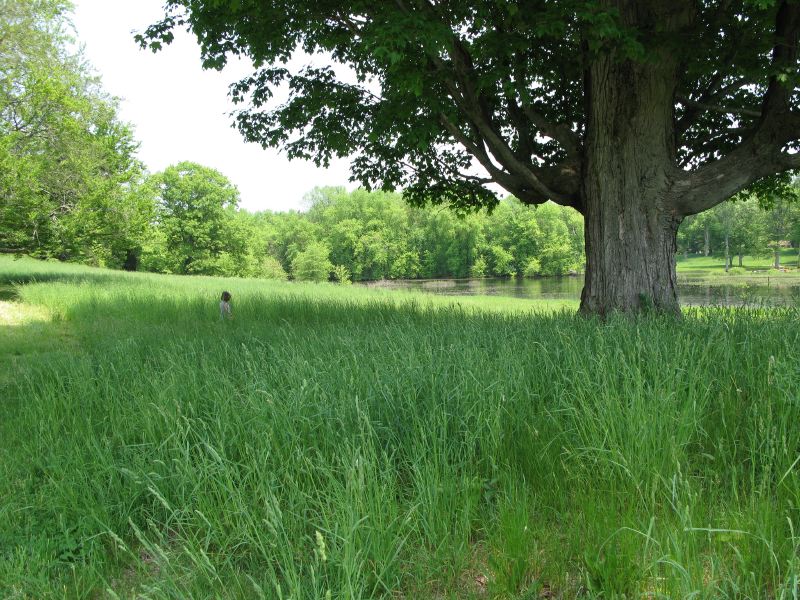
[220,291,233,320]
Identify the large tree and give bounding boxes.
[0,0,145,265]
[140,0,800,314]
[149,161,242,274]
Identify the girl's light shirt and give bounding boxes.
[220,300,232,319]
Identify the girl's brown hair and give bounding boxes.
[221,291,231,301]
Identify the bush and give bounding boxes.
[470,256,488,278]
[726,267,746,275]
[489,245,516,277]
[523,257,542,278]
[537,241,576,275]
[258,256,288,280]
[211,252,238,277]
[390,252,421,279]
[331,264,352,284]
[291,242,332,282]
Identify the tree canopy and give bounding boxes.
[149,161,242,275]
[0,0,145,266]
[139,1,799,212]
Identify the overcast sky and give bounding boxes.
[71,0,354,212]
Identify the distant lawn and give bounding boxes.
[677,248,799,274]
[676,250,800,288]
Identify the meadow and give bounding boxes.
[1,256,800,599]
[676,249,800,280]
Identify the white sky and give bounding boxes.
[71,0,355,212]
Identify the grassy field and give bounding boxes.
[2,256,800,599]
[677,249,800,282]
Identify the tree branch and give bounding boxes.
[499,26,582,162]
[439,113,539,198]
[673,1,800,216]
[521,106,581,158]
[445,35,580,204]
[673,110,800,216]
[393,0,581,207]
[677,96,762,119]
[761,0,800,115]
[675,0,754,134]
[397,156,494,185]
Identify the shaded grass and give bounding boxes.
[1,257,800,598]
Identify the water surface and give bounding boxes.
[361,276,800,306]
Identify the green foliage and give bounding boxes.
[9,175,586,282]
[0,0,146,264]
[291,240,332,281]
[148,162,241,275]
[523,257,542,278]
[331,264,351,284]
[678,187,800,269]
[470,255,488,278]
[138,0,798,217]
[533,204,580,276]
[489,245,516,277]
[277,188,584,282]
[256,255,288,280]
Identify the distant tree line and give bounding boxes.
[94,167,800,282]
[136,173,586,282]
[678,187,800,271]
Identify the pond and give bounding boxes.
[360,276,800,307]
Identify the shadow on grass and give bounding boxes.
[0,269,136,288]
[0,305,80,494]
[0,285,18,301]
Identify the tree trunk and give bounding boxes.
[738,254,743,267]
[724,234,730,272]
[774,247,781,269]
[579,50,681,316]
[704,224,710,257]
[123,248,139,272]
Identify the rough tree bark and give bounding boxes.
[580,47,682,316]
[576,0,799,314]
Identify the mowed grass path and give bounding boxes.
[1,257,799,599]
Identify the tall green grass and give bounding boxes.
[1,257,799,598]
